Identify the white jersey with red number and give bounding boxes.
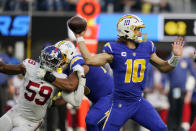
[17,59,65,123]
[0,58,85,131]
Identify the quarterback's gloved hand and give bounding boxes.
[36,68,46,79]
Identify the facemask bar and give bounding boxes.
[40,50,62,71]
[133,25,147,42]
[55,41,68,66]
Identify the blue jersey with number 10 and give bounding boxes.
[103,41,156,100]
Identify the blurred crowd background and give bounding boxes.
[0,0,196,131]
[0,0,195,13]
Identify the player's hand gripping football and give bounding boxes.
[67,15,87,37]
[172,37,184,57]
[74,28,87,38]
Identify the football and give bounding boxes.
[67,15,87,34]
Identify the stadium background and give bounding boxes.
[0,6,196,60]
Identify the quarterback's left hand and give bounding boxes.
[36,68,46,79]
[172,37,184,57]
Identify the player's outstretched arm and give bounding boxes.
[50,71,79,92]
[150,37,184,73]
[75,32,113,66]
[53,65,88,92]
[37,65,89,92]
[0,61,26,75]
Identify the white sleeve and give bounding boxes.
[22,59,29,67]
[61,64,86,107]
[61,78,85,107]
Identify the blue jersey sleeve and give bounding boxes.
[102,42,113,54]
[149,41,156,55]
[69,55,85,73]
[144,64,154,89]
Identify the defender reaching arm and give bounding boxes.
[51,65,89,92]
[37,40,88,92]
[0,61,26,75]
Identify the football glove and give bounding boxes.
[37,68,56,83]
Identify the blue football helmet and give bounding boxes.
[40,45,65,71]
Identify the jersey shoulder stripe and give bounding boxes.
[70,56,83,69]
[103,42,113,54]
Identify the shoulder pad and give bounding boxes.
[23,59,37,67]
[103,42,113,54]
[70,56,84,69]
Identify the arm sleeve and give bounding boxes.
[69,56,85,73]
[61,80,85,107]
[150,41,156,55]
[102,42,113,54]
[22,59,30,68]
[61,64,86,107]
[61,76,85,107]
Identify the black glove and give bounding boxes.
[44,71,56,83]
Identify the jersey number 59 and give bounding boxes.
[24,81,53,105]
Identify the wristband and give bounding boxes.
[168,54,180,67]
[76,37,85,42]
[44,71,56,83]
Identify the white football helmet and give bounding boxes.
[117,14,147,42]
[54,40,77,69]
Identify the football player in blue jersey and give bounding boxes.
[73,14,185,131]
[37,40,114,131]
